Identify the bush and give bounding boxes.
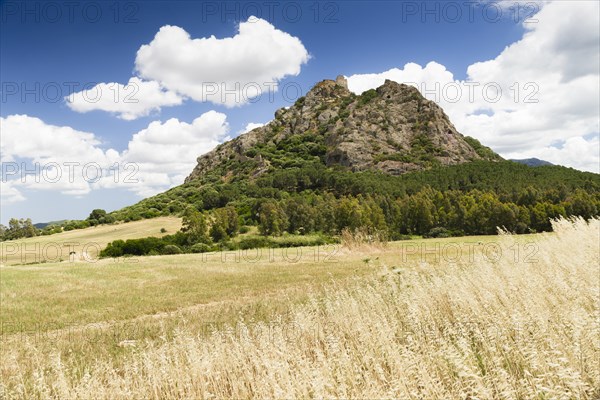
[239,226,251,234]
[99,214,116,224]
[162,245,182,255]
[238,236,272,250]
[358,89,378,106]
[210,223,229,242]
[100,239,125,257]
[160,228,167,233]
[191,243,212,253]
[424,227,451,238]
[390,233,412,241]
[272,235,328,248]
[101,237,165,257]
[216,241,238,251]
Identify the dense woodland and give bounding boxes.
[3,160,599,252]
[94,160,599,256]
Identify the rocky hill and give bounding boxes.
[186,76,500,182]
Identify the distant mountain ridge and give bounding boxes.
[186,76,501,182]
[510,158,554,167]
[33,220,68,229]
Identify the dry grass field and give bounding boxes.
[0,217,182,266]
[0,217,598,399]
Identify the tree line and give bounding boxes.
[5,161,599,251]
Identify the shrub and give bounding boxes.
[191,243,212,253]
[358,89,378,106]
[238,236,272,250]
[210,223,229,242]
[239,226,251,234]
[272,235,329,248]
[424,227,451,238]
[162,245,182,255]
[389,233,412,241]
[100,239,125,258]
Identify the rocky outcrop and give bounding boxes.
[186,77,500,182]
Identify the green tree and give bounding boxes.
[258,201,288,236]
[402,192,436,234]
[284,197,315,234]
[566,189,597,220]
[21,218,37,238]
[87,209,107,225]
[334,197,364,232]
[4,218,38,239]
[181,207,209,244]
[210,206,239,241]
[362,195,387,232]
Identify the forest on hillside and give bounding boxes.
[94,161,600,257]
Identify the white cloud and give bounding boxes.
[120,111,229,196]
[0,114,117,168]
[63,17,308,119]
[1,115,120,197]
[347,1,599,173]
[66,77,183,120]
[506,135,599,172]
[239,122,265,134]
[0,111,229,202]
[135,17,310,107]
[0,180,25,205]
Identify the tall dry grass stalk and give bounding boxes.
[340,227,388,251]
[1,217,598,399]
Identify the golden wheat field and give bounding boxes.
[1,218,599,399]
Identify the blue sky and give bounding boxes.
[1,1,599,224]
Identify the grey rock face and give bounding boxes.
[186,77,500,182]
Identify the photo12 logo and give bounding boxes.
[0,80,308,106]
[200,1,340,23]
[1,162,139,184]
[1,81,140,104]
[399,241,539,264]
[191,244,340,264]
[1,1,140,24]
[1,241,101,264]
[407,81,540,105]
[400,1,540,24]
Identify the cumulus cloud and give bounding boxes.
[1,114,120,197]
[66,77,183,120]
[0,114,118,167]
[62,17,308,118]
[0,112,229,202]
[239,122,266,134]
[119,111,229,196]
[135,17,310,107]
[347,1,599,173]
[0,180,26,205]
[508,135,599,173]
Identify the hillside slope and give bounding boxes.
[186,77,500,182]
[0,217,181,265]
[106,77,599,241]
